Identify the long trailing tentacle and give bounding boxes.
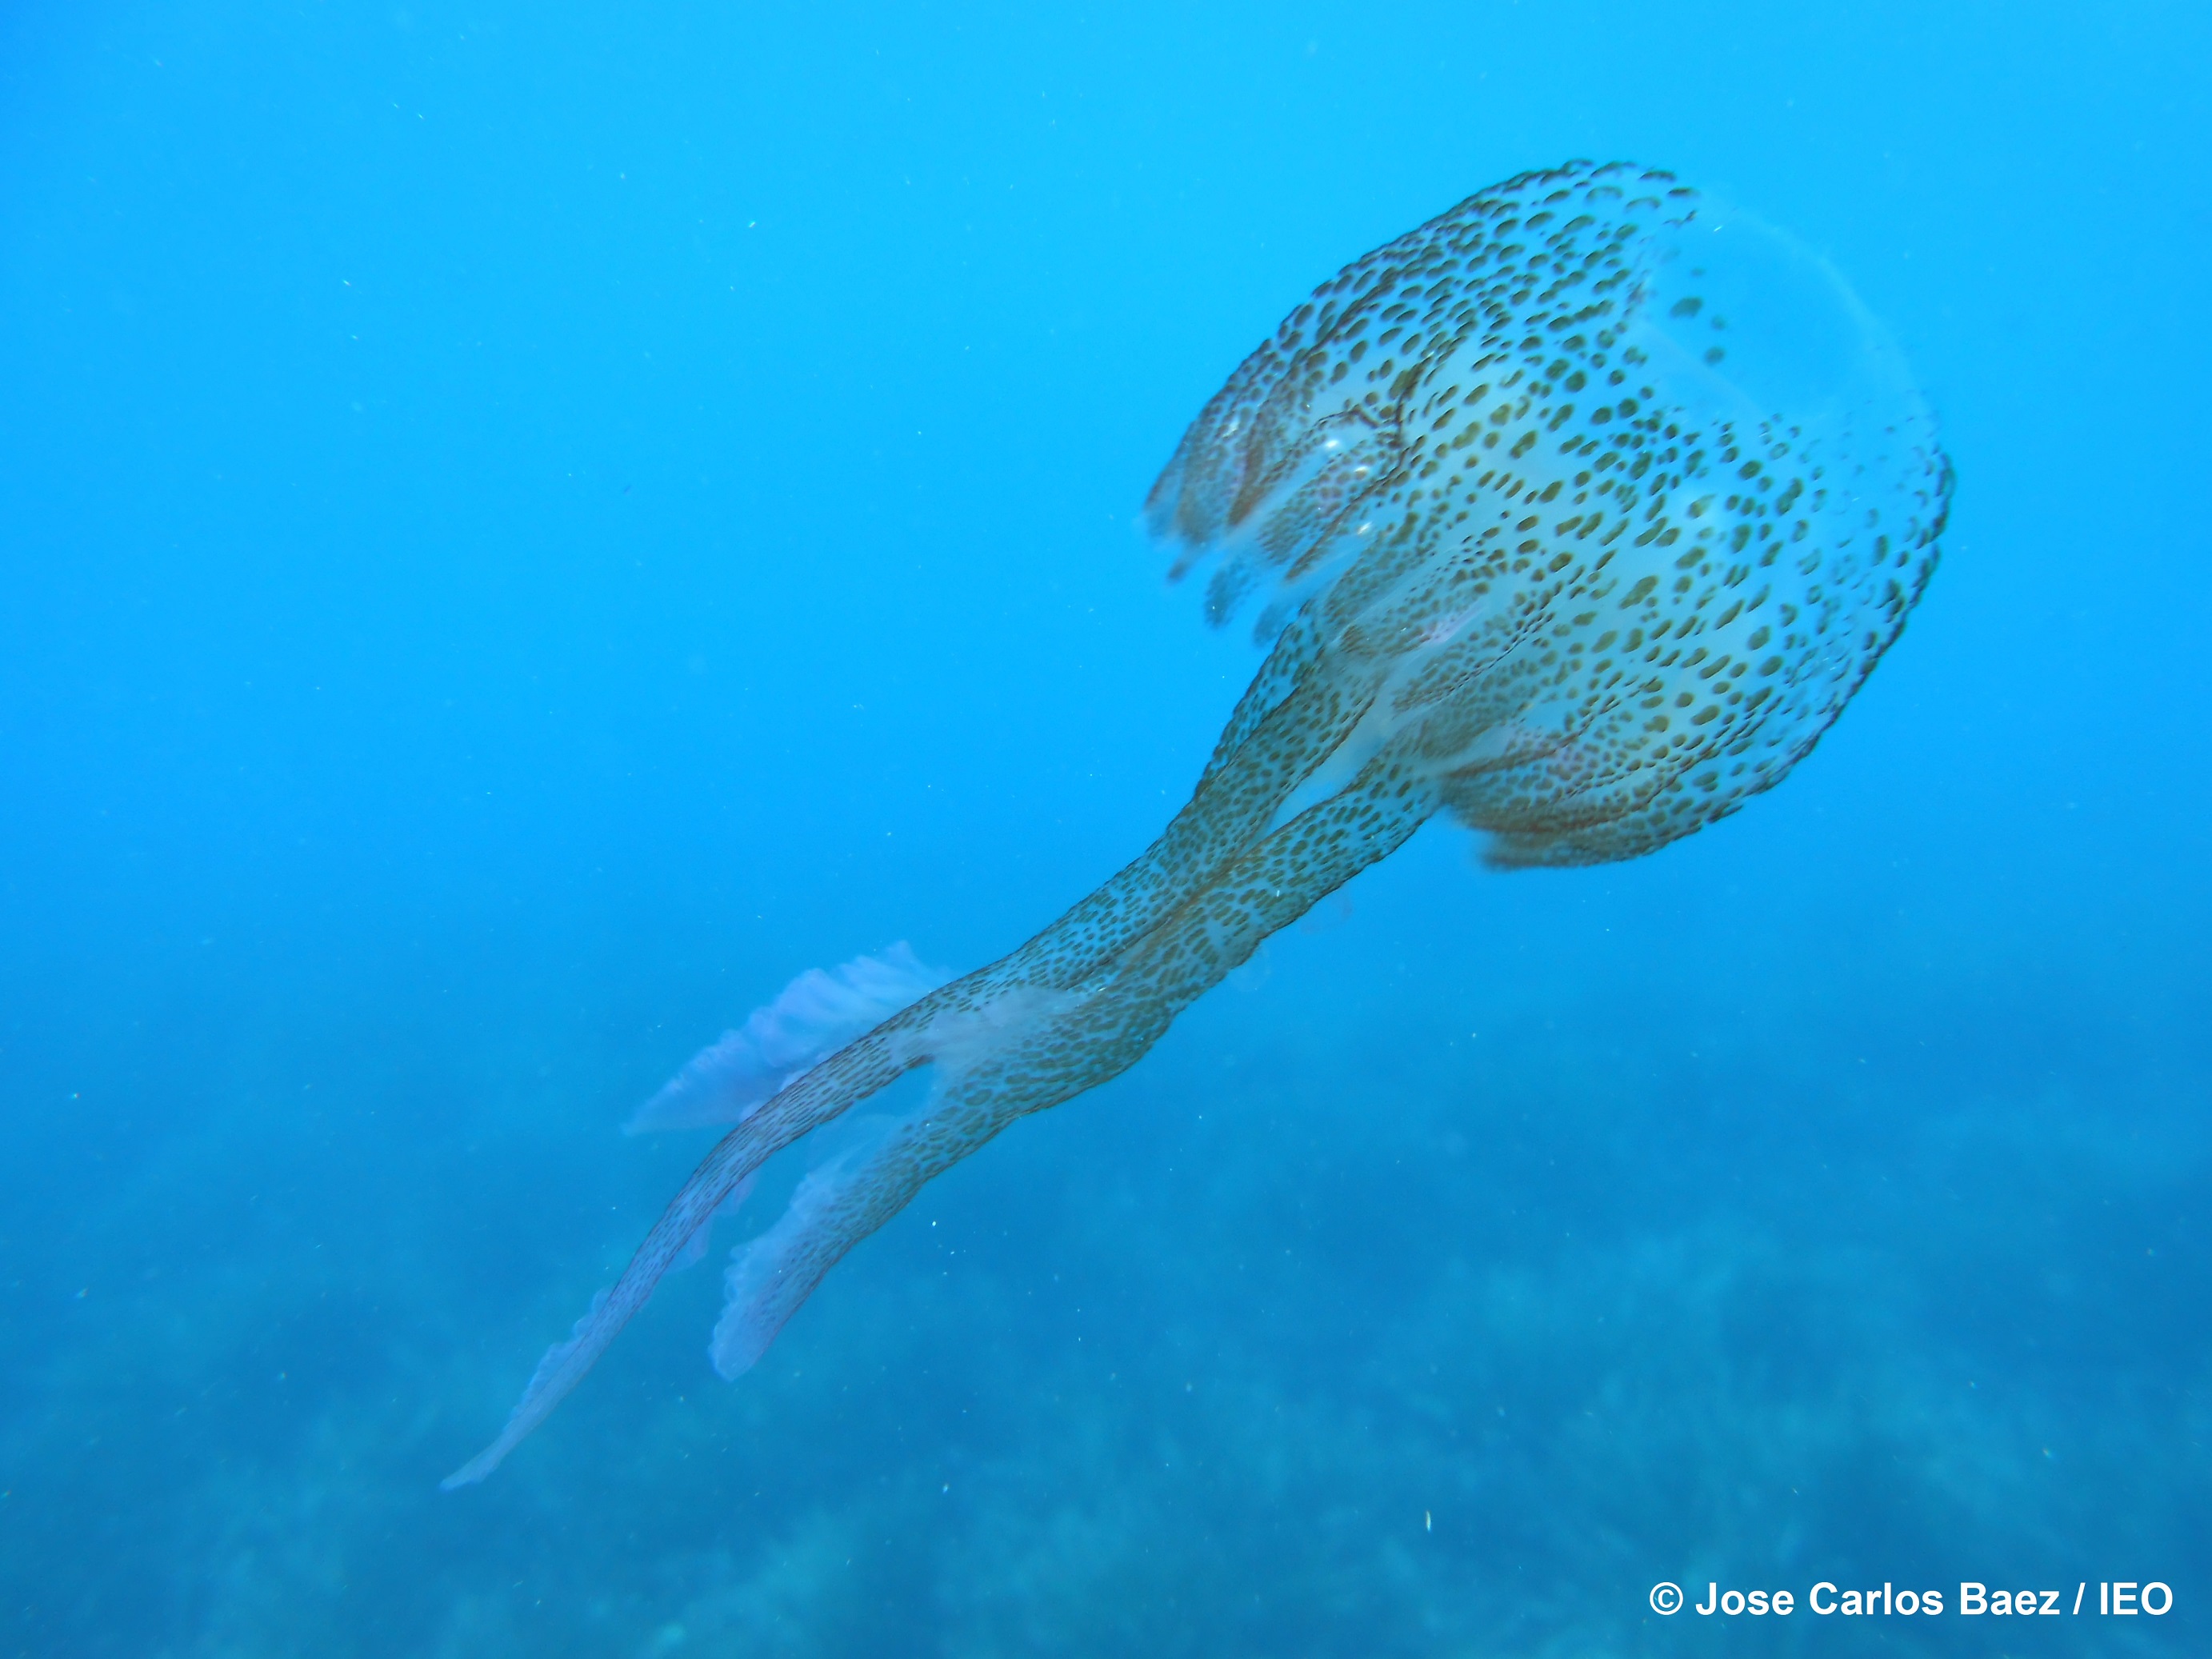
[694,746,1439,1386]
[444,638,1388,1485]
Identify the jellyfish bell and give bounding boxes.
[445,162,1949,1487]
[1145,161,1948,869]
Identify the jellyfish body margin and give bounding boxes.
[443,159,1950,1488]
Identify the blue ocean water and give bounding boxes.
[2,1,2206,1653]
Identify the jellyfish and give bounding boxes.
[443,160,1949,1487]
